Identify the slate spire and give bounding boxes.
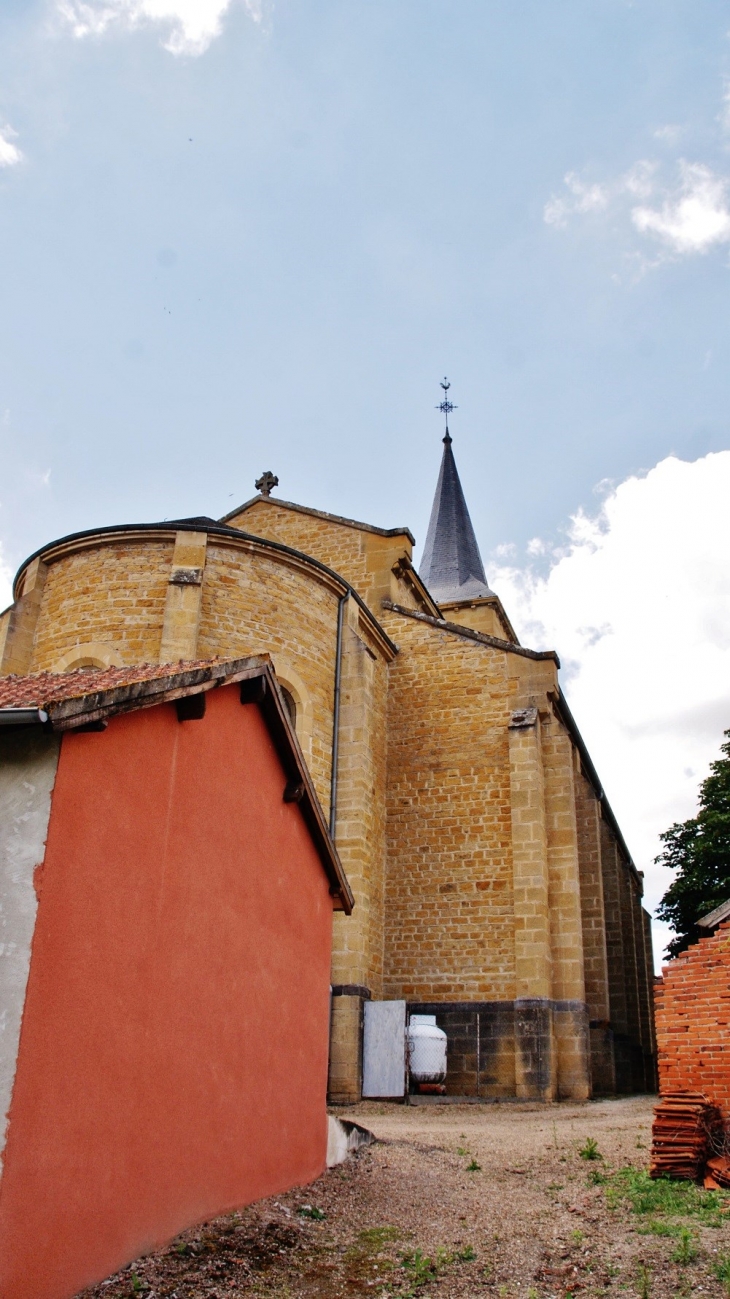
[419,388,494,605]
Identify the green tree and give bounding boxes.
[656,730,730,958]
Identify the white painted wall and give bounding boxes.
[0,729,59,1170]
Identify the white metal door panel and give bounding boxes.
[362,999,406,1098]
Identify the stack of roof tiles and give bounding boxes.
[650,1092,723,1181]
[704,1155,730,1190]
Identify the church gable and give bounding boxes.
[223,494,434,614]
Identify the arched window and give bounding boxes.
[280,686,297,729]
[51,643,123,673]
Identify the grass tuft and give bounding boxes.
[603,1167,729,1228]
[579,1137,602,1161]
[671,1227,698,1265]
[713,1252,730,1296]
[359,1225,399,1245]
[637,1262,652,1299]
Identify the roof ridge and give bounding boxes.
[220,494,416,544]
[382,600,559,665]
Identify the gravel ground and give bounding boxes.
[80,1095,730,1299]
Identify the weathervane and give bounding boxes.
[436,377,456,444]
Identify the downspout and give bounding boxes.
[329,593,347,839]
[0,708,49,726]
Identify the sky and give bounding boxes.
[2,0,730,963]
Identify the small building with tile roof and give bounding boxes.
[0,657,350,1299]
[0,430,656,1114]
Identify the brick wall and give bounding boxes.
[655,921,730,1119]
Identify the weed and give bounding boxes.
[400,1248,439,1289]
[713,1252,730,1296]
[636,1220,679,1238]
[399,1244,474,1294]
[602,1167,729,1228]
[579,1138,602,1161]
[457,1146,468,1156]
[571,1229,585,1245]
[129,1276,146,1294]
[466,1158,481,1172]
[528,1289,539,1299]
[588,1169,607,1186]
[671,1228,698,1265]
[636,1263,651,1299]
[359,1225,399,1245]
[297,1205,326,1220]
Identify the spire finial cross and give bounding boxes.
[255,470,279,497]
[436,377,457,444]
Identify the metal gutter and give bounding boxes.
[329,594,347,839]
[0,708,48,726]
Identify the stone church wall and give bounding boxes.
[0,500,657,1106]
[383,613,516,1005]
[10,541,172,674]
[228,498,418,613]
[196,539,341,808]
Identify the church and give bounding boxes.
[0,417,656,1104]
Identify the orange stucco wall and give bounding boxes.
[0,685,334,1299]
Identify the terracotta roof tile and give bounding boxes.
[0,658,234,709]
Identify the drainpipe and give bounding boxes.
[329,592,347,839]
[0,708,49,726]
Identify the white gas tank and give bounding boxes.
[407,1014,447,1083]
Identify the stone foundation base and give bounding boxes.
[408,999,591,1101]
[327,986,369,1105]
[328,996,653,1103]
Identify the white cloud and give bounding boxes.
[0,126,22,169]
[545,157,730,262]
[543,172,609,228]
[55,0,262,56]
[654,125,683,146]
[543,161,656,229]
[632,162,730,254]
[491,452,730,965]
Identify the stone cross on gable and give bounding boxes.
[255,471,279,497]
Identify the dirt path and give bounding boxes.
[81,1096,730,1299]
